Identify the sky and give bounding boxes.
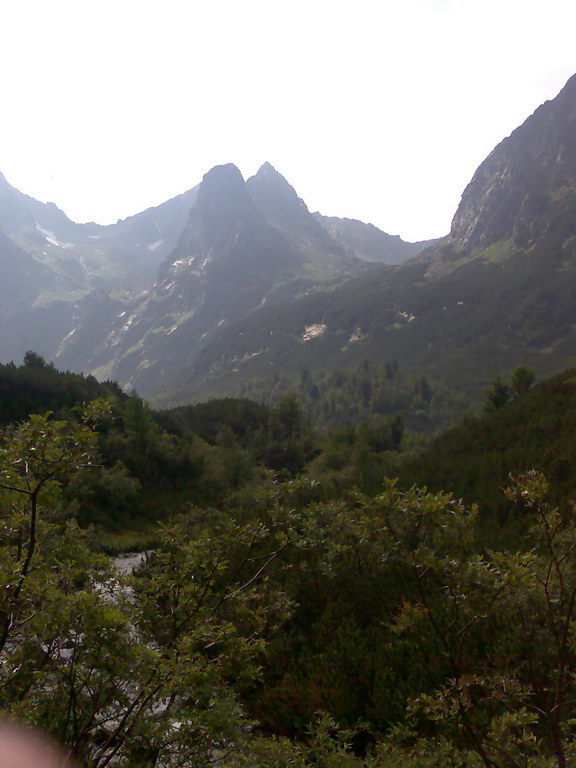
[0,0,574,242]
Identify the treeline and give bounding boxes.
[0,355,305,530]
[5,353,568,541]
[212,360,473,433]
[1,404,576,766]
[398,367,576,535]
[0,350,125,426]
[5,355,576,766]
[0,355,407,532]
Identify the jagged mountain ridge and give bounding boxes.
[0,176,199,373]
[0,171,198,299]
[156,73,576,406]
[314,213,436,265]
[0,161,426,391]
[55,163,374,391]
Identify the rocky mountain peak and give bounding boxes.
[450,72,576,251]
[256,161,279,176]
[161,161,304,284]
[177,163,261,257]
[194,163,252,222]
[247,161,329,235]
[246,163,367,277]
[253,161,293,187]
[247,162,305,212]
[197,163,246,201]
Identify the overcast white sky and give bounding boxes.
[0,0,574,241]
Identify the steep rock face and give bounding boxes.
[451,74,576,250]
[314,214,435,264]
[163,163,302,284]
[52,162,371,393]
[150,164,307,334]
[246,163,362,278]
[57,164,315,391]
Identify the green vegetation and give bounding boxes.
[0,357,318,531]
[398,366,576,531]
[6,356,576,766]
[0,351,125,426]
[221,361,472,433]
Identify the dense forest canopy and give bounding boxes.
[2,355,576,767]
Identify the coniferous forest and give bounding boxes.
[3,353,576,767]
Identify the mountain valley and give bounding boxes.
[3,70,576,768]
[0,74,575,418]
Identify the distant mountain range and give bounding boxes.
[0,159,427,393]
[0,73,575,407]
[315,214,435,265]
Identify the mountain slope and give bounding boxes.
[0,160,438,396]
[398,367,576,524]
[98,163,309,390]
[45,164,366,393]
[156,73,576,406]
[315,213,435,264]
[0,172,197,299]
[0,178,198,367]
[246,163,363,278]
[0,229,52,321]
[0,162,378,392]
[451,74,576,251]
[49,163,374,393]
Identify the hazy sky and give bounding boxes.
[0,0,574,241]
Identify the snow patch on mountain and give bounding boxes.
[35,223,74,249]
[302,323,327,342]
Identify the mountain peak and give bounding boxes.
[247,162,301,207]
[450,72,576,250]
[256,161,281,177]
[163,161,270,271]
[191,163,255,236]
[246,163,363,273]
[249,162,296,193]
[202,162,243,181]
[199,163,245,197]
